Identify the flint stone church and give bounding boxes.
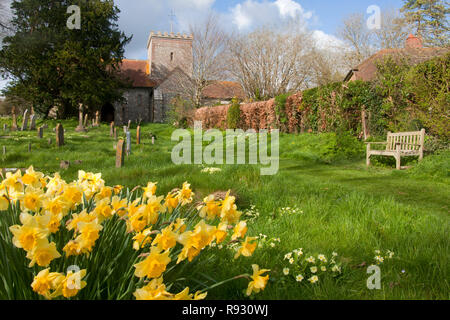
[101,31,244,125]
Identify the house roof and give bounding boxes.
[202,81,245,100]
[347,35,449,82]
[118,59,157,88]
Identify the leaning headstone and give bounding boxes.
[127,120,131,131]
[29,114,36,130]
[37,126,44,139]
[126,131,131,156]
[114,127,117,140]
[110,122,114,137]
[3,124,7,131]
[21,109,29,131]
[123,126,127,134]
[11,107,18,131]
[116,139,125,168]
[56,123,64,147]
[136,126,141,145]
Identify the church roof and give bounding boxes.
[118,59,157,88]
[202,81,245,100]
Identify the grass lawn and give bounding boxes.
[1,118,448,300]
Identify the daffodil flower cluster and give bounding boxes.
[282,249,342,285]
[0,167,268,300]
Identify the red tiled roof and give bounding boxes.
[118,60,157,87]
[202,81,245,100]
[351,47,449,82]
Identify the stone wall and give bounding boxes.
[114,88,152,125]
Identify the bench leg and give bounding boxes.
[366,153,371,167]
[395,155,401,170]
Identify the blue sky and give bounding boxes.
[1,0,406,93]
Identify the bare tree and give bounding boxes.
[337,13,375,69]
[228,27,314,100]
[172,12,229,107]
[375,9,412,49]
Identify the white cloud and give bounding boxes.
[312,30,346,51]
[229,0,314,32]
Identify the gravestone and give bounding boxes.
[95,111,100,126]
[83,113,88,127]
[116,139,125,168]
[3,124,7,131]
[127,120,131,131]
[28,143,31,152]
[38,127,44,138]
[114,127,117,140]
[152,136,155,145]
[60,160,70,169]
[136,126,141,145]
[21,109,29,131]
[2,146,5,156]
[29,114,36,130]
[123,126,127,134]
[126,131,131,156]
[110,122,114,137]
[48,138,52,145]
[56,124,64,147]
[11,107,18,131]
[76,108,87,132]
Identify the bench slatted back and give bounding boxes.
[386,129,425,152]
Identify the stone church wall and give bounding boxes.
[114,88,152,125]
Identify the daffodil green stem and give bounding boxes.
[200,274,250,292]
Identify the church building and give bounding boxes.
[101,31,245,125]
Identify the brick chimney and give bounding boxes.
[405,34,423,49]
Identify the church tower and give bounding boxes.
[147,31,193,80]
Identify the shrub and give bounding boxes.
[227,97,241,129]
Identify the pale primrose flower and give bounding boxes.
[283,268,290,275]
[375,255,384,264]
[289,258,294,265]
[321,266,327,272]
[318,254,327,263]
[296,274,304,282]
[306,256,315,264]
[308,275,319,284]
[310,266,318,273]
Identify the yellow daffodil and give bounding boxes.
[197,195,220,220]
[152,225,177,251]
[111,196,128,217]
[134,246,171,279]
[164,192,179,213]
[220,191,242,224]
[26,238,61,267]
[177,182,194,205]
[132,228,153,250]
[143,182,158,198]
[246,264,270,296]
[231,221,248,240]
[173,287,207,300]
[22,166,44,188]
[133,277,173,300]
[234,236,258,259]
[60,269,87,298]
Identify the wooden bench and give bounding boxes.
[366,129,425,170]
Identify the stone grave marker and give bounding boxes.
[56,124,64,147]
[28,143,31,152]
[48,138,52,145]
[123,126,127,134]
[83,113,88,127]
[152,136,155,145]
[21,109,29,131]
[127,120,131,131]
[76,108,87,132]
[110,122,114,137]
[136,126,141,145]
[30,114,36,130]
[2,146,6,156]
[95,111,100,126]
[38,126,44,138]
[11,107,18,131]
[116,139,125,168]
[3,124,7,131]
[114,127,117,140]
[126,131,131,156]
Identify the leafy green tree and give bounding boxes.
[227,97,241,129]
[0,0,131,118]
[401,0,450,47]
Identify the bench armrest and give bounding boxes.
[395,143,422,146]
